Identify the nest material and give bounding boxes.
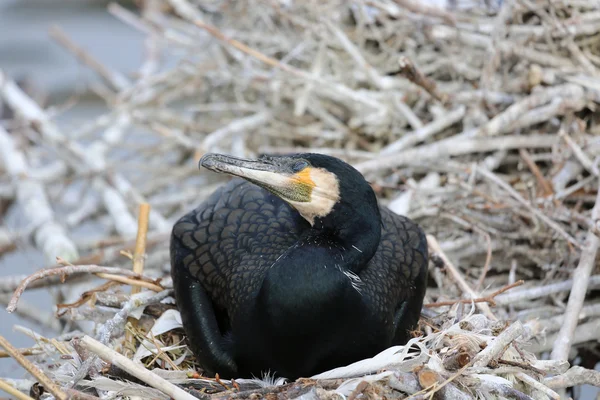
[1,0,600,399]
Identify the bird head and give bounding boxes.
[199,152,376,227]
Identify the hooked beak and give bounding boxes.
[200,153,314,203]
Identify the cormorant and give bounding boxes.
[170,153,428,380]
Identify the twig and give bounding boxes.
[495,275,600,305]
[519,149,554,197]
[478,84,584,136]
[479,0,513,95]
[441,213,494,292]
[0,347,44,359]
[131,203,151,296]
[391,0,456,25]
[381,106,466,154]
[515,372,560,400]
[201,111,272,152]
[425,280,524,308]
[168,0,383,109]
[356,134,560,174]
[79,335,197,400]
[472,321,524,368]
[70,289,173,388]
[325,21,388,90]
[96,289,173,345]
[55,280,120,316]
[0,125,79,265]
[475,166,580,248]
[0,71,170,234]
[551,179,600,361]
[126,203,152,351]
[138,0,164,78]
[6,264,162,313]
[544,366,600,389]
[0,379,34,400]
[94,273,163,292]
[427,235,497,320]
[391,56,447,103]
[529,319,600,353]
[560,129,599,176]
[0,335,67,400]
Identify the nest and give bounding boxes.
[1,0,600,399]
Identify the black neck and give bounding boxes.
[314,199,381,274]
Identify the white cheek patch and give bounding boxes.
[289,168,340,225]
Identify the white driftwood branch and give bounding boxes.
[79,335,197,400]
[0,125,78,264]
[551,180,600,361]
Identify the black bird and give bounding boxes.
[170,153,428,380]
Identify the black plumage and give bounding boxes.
[170,153,428,379]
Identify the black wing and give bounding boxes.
[170,178,307,375]
[359,207,428,343]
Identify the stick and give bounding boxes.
[519,149,554,197]
[427,235,497,320]
[131,203,151,296]
[425,281,524,308]
[515,373,560,400]
[495,275,600,305]
[551,179,600,361]
[356,134,560,174]
[529,319,600,353]
[391,0,456,24]
[0,71,170,234]
[70,289,173,387]
[201,111,271,152]
[475,166,580,248]
[381,106,466,154]
[391,56,447,103]
[79,335,197,400]
[0,379,34,400]
[0,125,79,265]
[560,129,599,176]
[472,321,524,368]
[94,273,163,292]
[6,264,161,313]
[138,0,163,78]
[544,366,600,389]
[126,203,152,351]
[478,84,584,137]
[0,336,67,400]
[0,347,44,359]
[168,0,383,110]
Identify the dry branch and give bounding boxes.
[427,235,496,320]
[0,379,34,400]
[551,180,600,361]
[0,335,67,400]
[0,124,79,264]
[6,264,163,313]
[544,366,600,389]
[356,134,560,174]
[79,335,197,400]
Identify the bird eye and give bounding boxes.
[292,161,308,172]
